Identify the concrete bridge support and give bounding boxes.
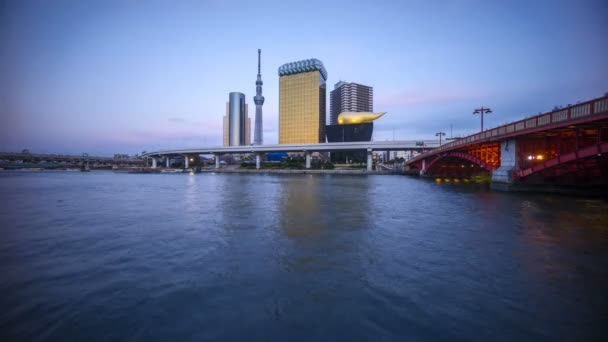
[166,157,170,168]
[491,139,517,188]
[305,152,311,169]
[367,149,372,172]
[184,155,189,169]
[215,154,220,169]
[151,157,157,169]
[255,153,261,169]
[419,159,426,176]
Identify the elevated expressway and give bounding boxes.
[142,140,440,171]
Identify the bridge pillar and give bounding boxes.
[166,157,170,168]
[215,154,220,169]
[255,153,261,169]
[151,157,157,169]
[419,159,426,175]
[305,152,311,169]
[367,149,372,172]
[491,139,518,187]
[184,155,189,169]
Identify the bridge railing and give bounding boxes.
[408,95,608,164]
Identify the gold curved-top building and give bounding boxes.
[278,59,328,144]
[337,112,386,125]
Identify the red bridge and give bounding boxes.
[406,95,608,190]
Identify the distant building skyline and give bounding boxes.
[330,81,373,125]
[223,92,250,146]
[278,59,327,144]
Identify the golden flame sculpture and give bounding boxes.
[337,112,386,125]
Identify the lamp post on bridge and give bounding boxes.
[435,132,446,146]
[473,106,492,131]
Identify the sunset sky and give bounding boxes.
[1,0,607,155]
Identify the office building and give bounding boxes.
[223,92,251,146]
[329,81,373,125]
[278,58,327,144]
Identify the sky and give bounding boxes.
[1,0,607,156]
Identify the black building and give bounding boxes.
[325,123,374,142]
[326,122,374,163]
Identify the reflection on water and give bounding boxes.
[280,175,326,239]
[277,175,373,240]
[0,171,606,341]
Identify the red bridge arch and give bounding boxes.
[515,142,608,179]
[425,151,495,173]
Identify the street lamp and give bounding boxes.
[435,132,446,146]
[473,106,492,131]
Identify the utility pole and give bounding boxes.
[435,132,446,146]
[473,106,492,131]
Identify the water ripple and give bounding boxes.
[0,172,607,341]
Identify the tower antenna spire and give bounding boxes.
[257,49,261,75]
[253,49,264,145]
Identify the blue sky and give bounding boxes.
[1,0,607,155]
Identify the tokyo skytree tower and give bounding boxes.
[253,49,264,145]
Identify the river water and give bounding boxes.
[0,171,606,341]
